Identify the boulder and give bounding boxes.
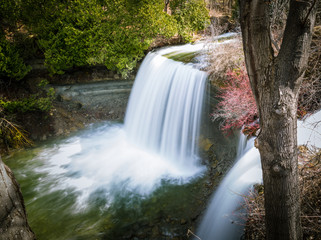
[0,158,35,240]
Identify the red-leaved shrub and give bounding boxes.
[211,67,258,133]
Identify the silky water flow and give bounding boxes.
[196,134,262,240]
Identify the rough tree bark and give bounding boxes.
[0,157,35,240]
[239,0,317,239]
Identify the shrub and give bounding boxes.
[242,121,260,137]
[171,0,210,41]
[0,82,55,113]
[211,67,258,133]
[0,37,31,80]
[206,37,244,86]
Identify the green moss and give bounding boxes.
[0,86,55,114]
[0,37,31,80]
[163,51,198,63]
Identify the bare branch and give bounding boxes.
[187,229,202,240]
[277,0,318,87]
[239,0,274,105]
[303,0,318,26]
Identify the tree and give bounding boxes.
[170,0,210,40]
[0,0,209,78]
[239,0,318,239]
[0,0,31,80]
[164,0,170,13]
[17,0,208,76]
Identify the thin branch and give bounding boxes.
[303,0,317,26]
[0,117,33,147]
[187,229,202,240]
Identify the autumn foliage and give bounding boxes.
[211,67,258,134]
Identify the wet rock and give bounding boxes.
[0,158,35,240]
[57,128,64,135]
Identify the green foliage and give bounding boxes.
[231,0,239,21]
[38,26,92,74]
[171,0,210,41]
[0,37,32,80]
[88,0,178,76]
[21,0,104,74]
[0,85,55,113]
[0,0,210,77]
[0,0,21,30]
[0,0,32,80]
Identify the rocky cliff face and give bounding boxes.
[54,79,133,119]
[0,158,35,240]
[17,65,136,142]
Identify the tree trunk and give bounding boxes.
[239,0,318,239]
[164,0,170,13]
[0,157,35,240]
[259,87,302,239]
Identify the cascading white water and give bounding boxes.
[196,134,262,240]
[125,52,207,172]
[30,46,207,206]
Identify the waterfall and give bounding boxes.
[125,52,207,172]
[30,46,208,206]
[196,134,262,240]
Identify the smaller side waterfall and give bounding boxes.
[196,110,321,240]
[196,134,262,240]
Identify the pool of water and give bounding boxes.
[4,122,209,240]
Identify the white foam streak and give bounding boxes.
[125,53,207,172]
